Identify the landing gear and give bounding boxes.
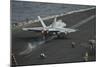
[41,30,48,40]
[41,31,69,40]
[56,32,68,39]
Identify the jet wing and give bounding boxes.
[22,27,60,32]
[22,27,44,32]
[66,28,77,33]
[50,28,78,33]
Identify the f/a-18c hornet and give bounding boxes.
[22,16,78,39]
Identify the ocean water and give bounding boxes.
[11,1,94,23]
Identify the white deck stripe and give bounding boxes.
[70,15,95,29]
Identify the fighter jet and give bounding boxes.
[22,16,78,38]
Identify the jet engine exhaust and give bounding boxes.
[19,43,37,55]
[18,40,46,56]
[18,35,57,56]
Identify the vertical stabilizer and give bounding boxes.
[37,16,46,28]
[54,16,57,22]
